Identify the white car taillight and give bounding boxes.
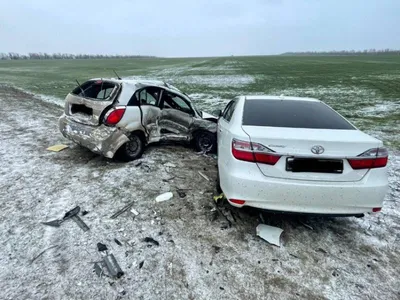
[348,147,388,169]
[232,139,281,165]
[104,107,126,125]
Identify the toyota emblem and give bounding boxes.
[311,145,324,155]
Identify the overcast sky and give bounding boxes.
[0,0,399,57]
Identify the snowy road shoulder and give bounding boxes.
[0,87,399,300]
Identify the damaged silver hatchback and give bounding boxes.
[59,78,218,161]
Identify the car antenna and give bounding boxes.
[113,70,122,80]
[75,79,85,97]
[100,78,105,99]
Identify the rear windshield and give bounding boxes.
[72,80,117,100]
[242,99,355,130]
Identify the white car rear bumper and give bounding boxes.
[219,161,388,215]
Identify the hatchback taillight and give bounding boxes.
[232,139,281,165]
[105,107,126,125]
[348,148,388,169]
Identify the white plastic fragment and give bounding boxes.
[256,224,283,247]
[156,192,173,202]
[198,171,210,181]
[130,208,139,216]
[164,162,176,168]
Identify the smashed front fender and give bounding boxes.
[191,118,217,134]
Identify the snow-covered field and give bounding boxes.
[0,87,399,300]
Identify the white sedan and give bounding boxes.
[217,95,389,216]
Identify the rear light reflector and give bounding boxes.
[348,148,388,169]
[229,199,246,205]
[372,207,382,212]
[105,107,126,125]
[232,139,281,165]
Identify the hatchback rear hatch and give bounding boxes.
[64,80,121,126]
[239,99,385,182]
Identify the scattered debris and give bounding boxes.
[162,178,174,182]
[139,261,144,269]
[42,206,89,231]
[219,287,225,291]
[72,213,90,232]
[316,248,328,254]
[114,239,122,246]
[110,201,135,219]
[177,190,186,198]
[213,193,225,205]
[46,144,69,152]
[118,288,126,296]
[259,213,265,224]
[209,208,219,222]
[156,192,173,202]
[256,224,283,247]
[164,162,176,168]
[213,204,232,228]
[97,243,108,252]
[130,208,139,216]
[143,237,159,246]
[94,262,104,277]
[198,171,210,181]
[212,245,221,254]
[82,210,89,216]
[103,254,124,278]
[94,243,124,279]
[30,245,59,264]
[299,221,314,230]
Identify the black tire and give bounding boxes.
[116,133,145,162]
[194,131,217,153]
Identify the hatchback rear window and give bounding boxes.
[72,80,117,100]
[242,99,355,130]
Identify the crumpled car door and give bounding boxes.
[158,91,194,139]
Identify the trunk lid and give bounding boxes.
[64,80,121,126]
[242,126,381,182]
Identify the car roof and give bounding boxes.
[243,95,321,102]
[91,77,181,91]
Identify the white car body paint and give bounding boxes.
[217,95,389,215]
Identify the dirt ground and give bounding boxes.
[0,87,399,300]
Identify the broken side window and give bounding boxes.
[162,92,194,115]
[137,87,161,106]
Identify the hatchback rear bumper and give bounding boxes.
[59,114,129,158]
[220,162,388,215]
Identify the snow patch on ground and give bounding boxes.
[0,87,399,300]
[172,75,255,87]
[269,85,377,101]
[357,102,400,117]
[188,93,230,112]
[2,84,65,107]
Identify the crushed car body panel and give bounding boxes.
[59,115,129,158]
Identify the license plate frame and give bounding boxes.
[286,157,343,174]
